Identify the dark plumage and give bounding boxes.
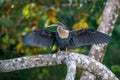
[23,22,112,51]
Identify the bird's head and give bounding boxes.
[55,21,65,28]
[47,21,66,29]
[47,21,69,39]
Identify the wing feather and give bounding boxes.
[70,28,112,47]
[23,28,56,48]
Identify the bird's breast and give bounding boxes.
[55,33,71,48]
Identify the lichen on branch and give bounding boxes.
[0,52,119,80]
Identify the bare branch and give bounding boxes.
[0,54,62,72]
[0,52,119,80]
[64,53,76,80]
[80,0,120,80]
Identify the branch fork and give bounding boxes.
[1,52,118,80]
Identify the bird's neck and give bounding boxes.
[57,26,69,39]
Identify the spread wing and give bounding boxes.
[70,28,112,47]
[23,28,56,48]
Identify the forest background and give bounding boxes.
[0,0,120,80]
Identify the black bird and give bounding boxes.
[23,22,112,51]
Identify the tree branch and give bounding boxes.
[80,0,120,80]
[0,52,119,80]
[64,53,76,80]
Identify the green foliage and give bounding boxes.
[0,0,120,79]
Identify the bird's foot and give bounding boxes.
[56,48,71,54]
[57,49,61,54]
[65,48,70,53]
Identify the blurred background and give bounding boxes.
[0,0,120,80]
